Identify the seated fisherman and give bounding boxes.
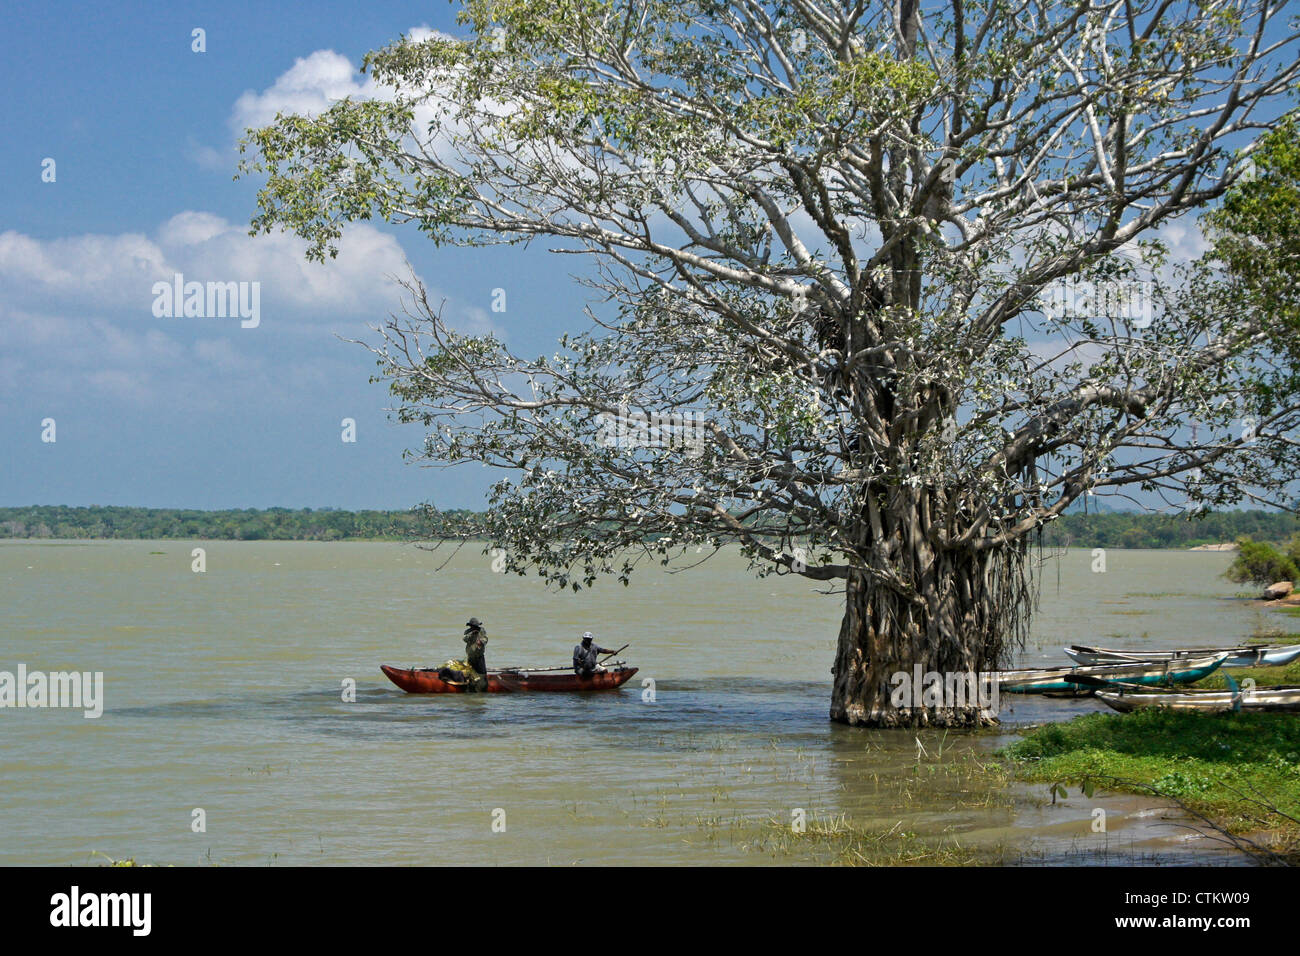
[572,631,614,678]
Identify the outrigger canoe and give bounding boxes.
[1097,684,1300,714]
[1064,642,1300,669]
[997,652,1228,696]
[379,662,638,694]
[497,663,638,692]
[380,664,512,693]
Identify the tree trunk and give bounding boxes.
[829,521,1030,727]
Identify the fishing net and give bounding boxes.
[439,658,488,691]
[440,659,477,677]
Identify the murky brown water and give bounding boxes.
[0,541,1270,865]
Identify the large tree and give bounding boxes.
[242,0,1300,725]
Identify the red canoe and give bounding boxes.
[497,665,638,692]
[379,663,638,694]
[379,664,512,693]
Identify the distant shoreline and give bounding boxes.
[0,538,1249,551]
[1,505,1295,550]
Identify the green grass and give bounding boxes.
[88,851,166,867]
[1197,656,1300,690]
[671,745,1015,865]
[741,813,990,866]
[1003,709,1300,861]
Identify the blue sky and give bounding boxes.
[0,1,591,510]
[0,3,1289,514]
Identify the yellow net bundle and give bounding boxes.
[441,659,479,677]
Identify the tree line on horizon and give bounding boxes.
[0,504,1296,550]
[0,505,452,542]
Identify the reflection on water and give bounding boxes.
[0,540,1263,865]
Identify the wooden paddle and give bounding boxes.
[599,642,630,662]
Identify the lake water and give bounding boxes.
[0,540,1277,865]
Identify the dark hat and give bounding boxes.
[466,617,483,628]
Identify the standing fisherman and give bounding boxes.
[572,631,614,678]
[462,617,489,691]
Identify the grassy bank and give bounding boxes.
[1196,654,1300,690]
[1004,708,1300,862]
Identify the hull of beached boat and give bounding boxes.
[1065,643,1300,668]
[496,665,638,692]
[379,664,511,693]
[997,653,1228,695]
[1096,685,1300,714]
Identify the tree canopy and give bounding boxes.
[241,0,1300,724]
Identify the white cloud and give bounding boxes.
[230,49,378,135]
[0,27,533,413]
[0,209,501,408]
[0,213,414,318]
[224,26,451,140]
[186,138,229,173]
[1156,217,1211,263]
[0,230,169,308]
[190,24,468,217]
[157,211,230,247]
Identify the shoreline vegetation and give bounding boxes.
[1,505,1297,549]
[0,505,452,542]
[1003,657,1300,865]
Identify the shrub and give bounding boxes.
[1225,536,1300,586]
